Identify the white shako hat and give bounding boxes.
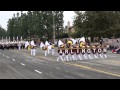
[58,40,64,47]
[31,40,36,46]
[79,37,85,43]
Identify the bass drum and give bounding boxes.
[42,46,47,50]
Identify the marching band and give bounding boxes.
[0,36,108,62]
[0,41,25,50]
[56,37,108,62]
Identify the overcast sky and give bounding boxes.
[0,11,75,30]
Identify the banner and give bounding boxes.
[58,47,107,55]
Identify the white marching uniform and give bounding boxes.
[97,46,103,58]
[45,41,50,54]
[18,42,21,50]
[64,49,69,61]
[40,42,47,57]
[42,46,48,57]
[103,47,107,58]
[51,44,55,55]
[25,41,30,50]
[40,42,44,49]
[31,40,36,56]
[86,46,92,59]
[81,46,88,59]
[57,40,64,62]
[91,46,98,59]
[76,46,82,60]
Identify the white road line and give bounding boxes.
[6,56,10,59]
[21,63,25,66]
[12,59,15,61]
[34,70,42,74]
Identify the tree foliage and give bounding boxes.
[7,11,64,41]
[0,25,7,39]
[73,11,120,39]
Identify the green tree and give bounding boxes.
[0,25,7,39]
[54,11,64,40]
[73,11,120,40]
[7,11,64,41]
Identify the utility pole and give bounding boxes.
[52,11,55,44]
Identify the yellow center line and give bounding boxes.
[109,60,120,64]
[11,50,120,77]
[18,50,120,64]
[63,62,120,77]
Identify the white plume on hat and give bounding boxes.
[25,41,29,48]
[31,40,36,46]
[9,37,10,42]
[79,37,85,43]
[70,38,76,44]
[40,42,45,49]
[58,40,63,47]
[21,36,22,40]
[45,41,50,46]
[17,36,18,40]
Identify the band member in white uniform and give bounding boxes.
[87,46,92,59]
[64,46,69,61]
[81,46,88,59]
[45,41,50,54]
[91,45,98,59]
[70,45,76,60]
[51,44,55,55]
[57,40,64,62]
[97,45,103,58]
[40,42,47,57]
[102,45,107,58]
[31,40,36,56]
[40,42,44,49]
[25,41,30,50]
[79,37,87,60]
[42,46,48,57]
[18,41,21,50]
[75,44,82,60]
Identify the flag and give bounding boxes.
[58,40,63,47]
[13,37,15,41]
[25,41,29,48]
[79,37,85,43]
[70,38,76,44]
[40,42,45,49]
[6,36,7,42]
[45,41,50,46]
[31,40,36,46]
[17,36,18,41]
[21,36,22,41]
[9,37,10,42]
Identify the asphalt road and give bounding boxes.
[0,48,120,79]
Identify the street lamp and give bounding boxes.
[52,11,55,44]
